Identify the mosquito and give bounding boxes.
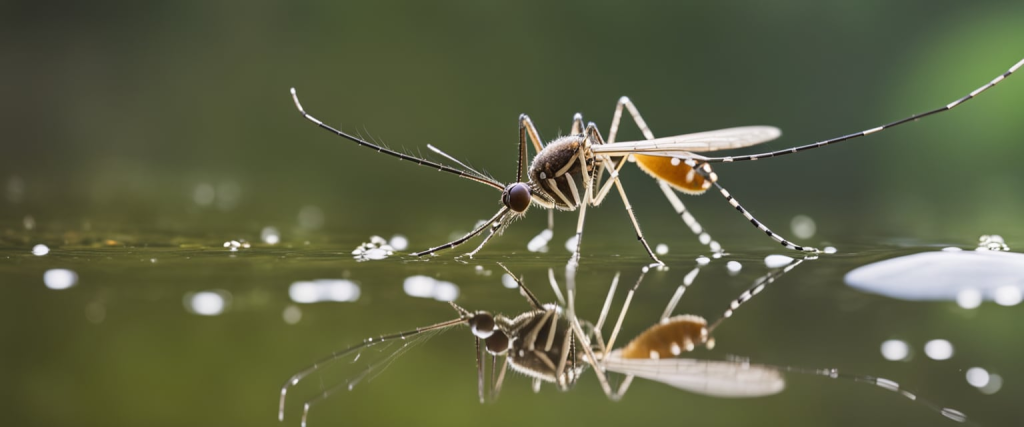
[290,57,1022,263]
[277,262,972,426]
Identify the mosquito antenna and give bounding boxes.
[701,57,1024,163]
[781,366,978,426]
[411,207,511,257]
[290,88,505,191]
[278,317,466,422]
[427,144,493,183]
[707,258,806,333]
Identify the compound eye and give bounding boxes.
[485,330,509,354]
[470,312,495,339]
[507,183,531,213]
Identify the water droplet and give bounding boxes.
[880,339,910,361]
[924,339,954,361]
[790,215,816,239]
[32,244,49,256]
[43,269,78,290]
[764,254,794,268]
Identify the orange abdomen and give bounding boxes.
[634,154,711,195]
[620,315,709,359]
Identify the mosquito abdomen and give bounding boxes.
[634,154,711,195]
[620,314,709,359]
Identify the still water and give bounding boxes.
[2,221,1020,427]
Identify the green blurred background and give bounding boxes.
[2,1,1023,426]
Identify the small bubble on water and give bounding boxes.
[726,261,742,275]
[282,305,303,325]
[564,235,579,253]
[655,244,669,256]
[924,339,954,361]
[389,234,408,251]
[32,244,49,256]
[966,367,990,388]
[823,246,837,254]
[880,339,910,361]
[956,288,982,309]
[188,291,228,316]
[193,183,215,207]
[979,374,1003,395]
[261,226,281,245]
[993,286,1023,306]
[44,269,78,290]
[764,254,795,268]
[298,205,325,230]
[501,273,518,289]
[695,256,710,266]
[790,215,816,240]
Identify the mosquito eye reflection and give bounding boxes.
[470,313,495,339]
[503,183,531,213]
[485,330,509,354]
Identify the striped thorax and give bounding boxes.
[527,135,599,211]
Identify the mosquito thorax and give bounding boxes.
[502,182,532,213]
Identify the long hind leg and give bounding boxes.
[606,96,724,254]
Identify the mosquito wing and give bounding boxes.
[603,350,785,398]
[591,126,781,158]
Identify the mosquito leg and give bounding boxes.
[583,123,663,265]
[604,270,647,359]
[491,356,508,401]
[412,207,510,257]
[571,112,584,135]
[690,160,820,253]
[475,337,485,403]
[657,181,724,254]
[460,213,509,259]
[546,268,567,307]
[610,96,723,255]
[707,258,806,332]
[520,114,545,153]
[569,163,592,267]
[701,57,1024,163]
[660,264,703,321]
[497,262,543,310]
[591,154,629,204]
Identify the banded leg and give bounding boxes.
[700,57,1024,163]
[608,96,724,254]
[689,160,819,253]
[707,258,806,332]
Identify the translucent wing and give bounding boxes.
[591,126,781,157]
[603,350,786,398]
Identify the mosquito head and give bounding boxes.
[469,311,496,339]
[502,182,532,213]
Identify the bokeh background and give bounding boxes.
[2,1,1023,426]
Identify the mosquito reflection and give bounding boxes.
[278,259,973,426]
